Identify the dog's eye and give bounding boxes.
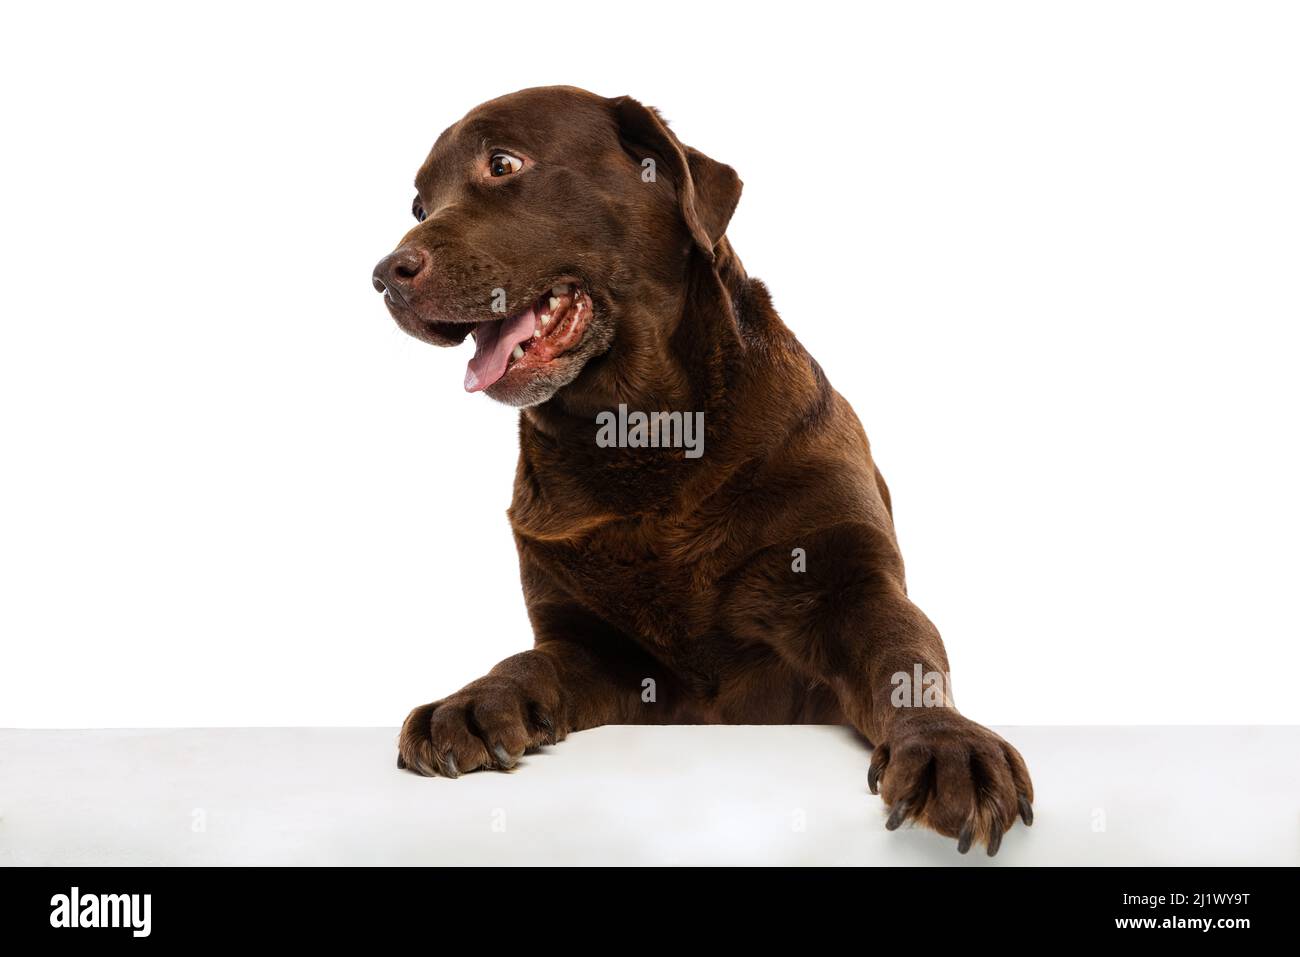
[488,152,523,178]
[412,199,426,223]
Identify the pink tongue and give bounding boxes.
[464,306,536,393]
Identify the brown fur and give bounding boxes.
[373,86,1033,855]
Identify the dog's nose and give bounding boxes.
[372,246,428,298]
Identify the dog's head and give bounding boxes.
[372,86,741,408]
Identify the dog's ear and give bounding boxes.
[610,95,742,261]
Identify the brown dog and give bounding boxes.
[372,86,1033,855]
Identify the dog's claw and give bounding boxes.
[885,800,910,831]
[1018,793,1033,826]
[440,751,459,778]
[868,744,890,795]
[492,743,517,769]
[957,820,974,854]
[986,824,1003,857]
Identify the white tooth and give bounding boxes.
[548,296,560,311]
[511,345,525,361]
[533,328,541,338]
[540,313,551,326]
[552,283,571,296]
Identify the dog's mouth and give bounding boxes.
[460,281,591,393]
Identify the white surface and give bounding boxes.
[3,3,1300,728]
[1,726,1295,866]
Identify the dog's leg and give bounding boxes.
[728,522,1034,854]
[841,587,1034,855]
[398,625,679,777]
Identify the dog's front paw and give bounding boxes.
[868,710,1033,856]
[397,676,564,777]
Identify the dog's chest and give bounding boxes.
[513,503,732,651]
[509,436,764,659]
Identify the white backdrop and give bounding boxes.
[2,1,1296,727]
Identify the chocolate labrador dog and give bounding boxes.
[372,86,1033,855]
